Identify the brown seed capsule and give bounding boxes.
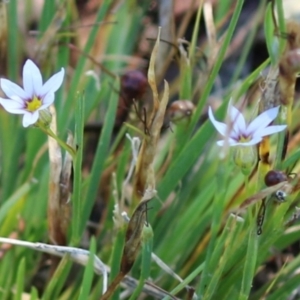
[264,170,288,187]
[120,70,147,103]
[116,70,148,127]
[167,100,195,122]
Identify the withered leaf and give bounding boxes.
[121,196,152,274]
[134,27,169,198]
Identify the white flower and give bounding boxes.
[208,104,287,147]
[0,59,64,127]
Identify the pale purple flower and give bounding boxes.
[0,59,64,127]
[208,104,286,147]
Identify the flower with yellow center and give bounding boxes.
[0,59,64,127]
[208,103,287,147]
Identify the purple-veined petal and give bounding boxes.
[228,104,246,133]
[40,92,54,109]
[39,68,65,96]
[0,98,26,114]
[208,107,227,136]
[229,130,240,141]
[23,60,43,96]
[253,124,287,138]
[1,79,28,101]
[246,106,280,135]
[22,111,39,127]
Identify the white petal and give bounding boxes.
[228,104,246,133]
[229,130,240,141]
[208,107,227,136]
[23,60,43,96]
[22,111,39,127]
[217,138,239,147]
[253,125,286,138]
[40,92,54,109]
[217,140,226,146]
[246,106,280,135]
[1,79,28,101]
[39,68,65,96]
[0,98,26,114]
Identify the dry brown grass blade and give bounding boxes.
[203,1,216,49]
[102,194,153,300]
[156,0,175,77]
[59,132,73,236]
[134,27,169,200]
[239,181,288,210]
[47,105,71,248]
[0,1,7,65]
[259,68,280,112]
[48,105,63,245]
[121,195,153,274]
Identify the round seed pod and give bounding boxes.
[120,70,147,103]
[167,100,195,122]
[264,170,288,187]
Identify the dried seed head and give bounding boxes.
[168,100,195,122]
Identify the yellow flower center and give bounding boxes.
[239,136,251,143]
[26,96,42,112]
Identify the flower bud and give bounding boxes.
[233,146,257,176]
[38,108,52,127]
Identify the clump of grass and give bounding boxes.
[1,0,300,299]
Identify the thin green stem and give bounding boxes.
[38,125,76,159]
[244,175,250,195]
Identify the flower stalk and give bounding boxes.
[37,121,76,160]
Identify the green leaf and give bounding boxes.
[78,237,97,300]
[14,258,25,300]
[81,78,119,237]
[71,92,85,244]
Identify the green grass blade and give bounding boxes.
[78,237,96,300]
[264,3,278,66]
[71,92,85,244]
[81,78,119,235]
[110,227,126,300]
[129,225,153,299]
[239,231,258,300]
[14,258,25,300]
